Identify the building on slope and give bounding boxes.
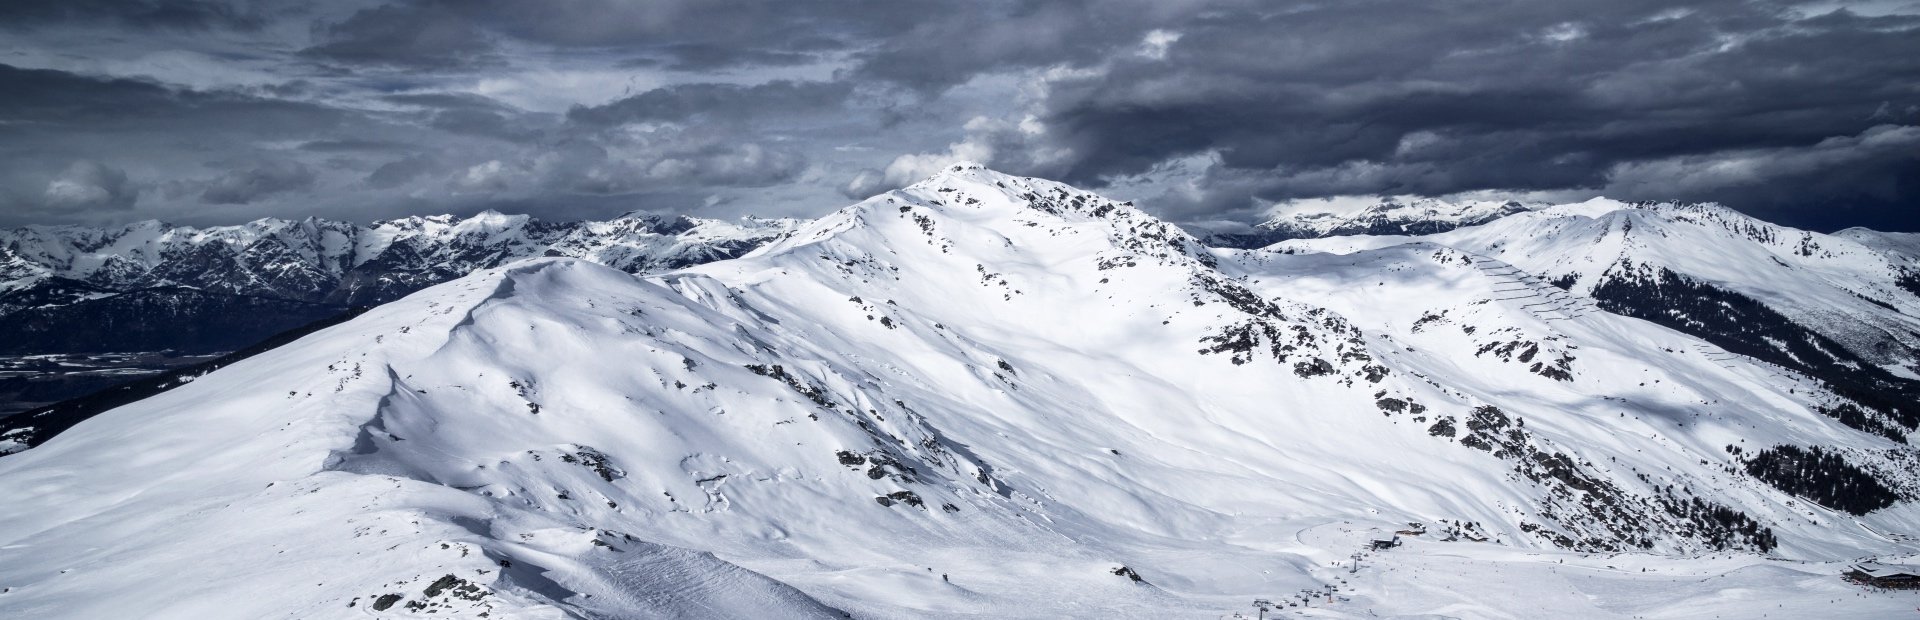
[1843,563,1920,589]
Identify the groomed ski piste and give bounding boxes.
[1,165,1917,618]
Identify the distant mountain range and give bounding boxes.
[1203,197,1535,248]
[0,212,801,355]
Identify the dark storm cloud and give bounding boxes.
[483,134,811,196]
[646,45,820,72]
[1013,1,1920,228]
[199,161,318,204]
[0,0,260,31]
[2,0,1916,231]
[367,155,439,188]
[850,0,1160,91]
[425,107,547,142]
[0,64,371,152]
[566,81,856,127]
[301,0,914,70]
[0,63,312,126]
[43,161,138,211]
[0,63,365,220]
[304,2,498,69]
[380,92,556,141]
[298,139,414,153]
[1604,124,1920,230]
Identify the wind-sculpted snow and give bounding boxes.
[2,166,1918,618]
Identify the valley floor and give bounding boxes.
[0,352,223,417]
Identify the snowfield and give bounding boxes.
[1,165,1917,618]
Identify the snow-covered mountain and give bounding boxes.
[1,166,1917,618]
[1204,197,1533,248]
[1837,227,1920,270]
[0,212,801,354]
[1279,198,1920,444]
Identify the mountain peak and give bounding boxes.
[937,160,993,175]
[457,209,527,231]
[752,161,1207,274]
[901,161,1025,192]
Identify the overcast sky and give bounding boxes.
[3,0,1917,232]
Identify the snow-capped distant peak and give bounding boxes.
[0,210,806,320]
[1205,196,1536,247]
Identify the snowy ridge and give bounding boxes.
[1205,197,1533,248]
[1279,199,1920,440]
[1,166,1918,617]
[1838,227,1920,268]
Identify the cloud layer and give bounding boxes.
[2,0,1915,231]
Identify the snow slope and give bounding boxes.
[1277,200,1920,442]
[1838,227,1920,268]
[1,166,1916,618]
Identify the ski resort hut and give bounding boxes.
[1369,536,1400,551]
[1843,563,1920,589]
